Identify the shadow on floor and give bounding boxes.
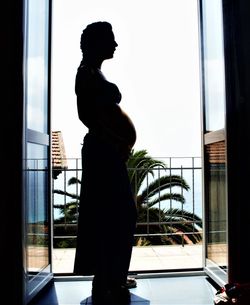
[80,293,150,304]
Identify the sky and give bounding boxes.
[51,0,202,159]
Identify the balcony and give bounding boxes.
[52,156,203,275]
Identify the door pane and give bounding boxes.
[26,143,49,276]
[205,141,227,281]
[26,0,49,133]
[202,0,226,132]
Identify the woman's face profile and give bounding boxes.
[98,30,118,60]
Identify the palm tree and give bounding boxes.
[53,149,202,246]
[127,149,202,245]
[53,177,81,248]
[53,176,80,224]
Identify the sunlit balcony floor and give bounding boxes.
[52,244,203,274]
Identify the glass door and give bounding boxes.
[199,0,228,286]
[23,0,53,302]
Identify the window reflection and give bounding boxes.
[206,141,227,270]
[26,0,49,133]
[26,143,49,274]
[202,0,226,132]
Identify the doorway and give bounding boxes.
[51,0,203,274]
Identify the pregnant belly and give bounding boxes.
[119,109,137,146]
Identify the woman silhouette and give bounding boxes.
[73,21,137,304]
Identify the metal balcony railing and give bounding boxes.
[52,157,203,249]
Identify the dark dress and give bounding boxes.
[73,64,137,288]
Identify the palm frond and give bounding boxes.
[53,189,79,200]
[165,208,202,228]
[139,175,189,204]
[127,149,167,196]
[146,193,186,207]
[68,177,81,186]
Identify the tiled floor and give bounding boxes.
[32,275,216,305]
